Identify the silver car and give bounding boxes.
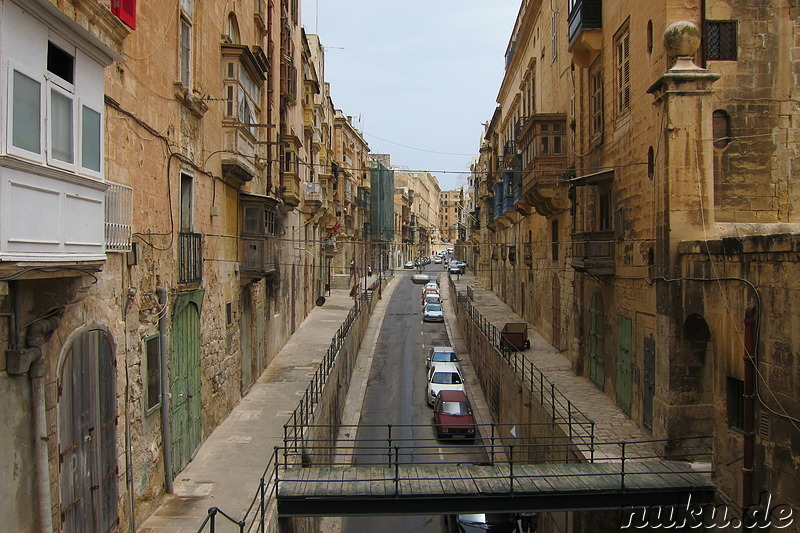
[426,346,460,371]
[423,302,444,322]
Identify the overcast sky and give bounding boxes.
[302,0,521,191]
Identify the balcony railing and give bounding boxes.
[571,231,614,276]
[179,232,203,283]
[105,182,133,253]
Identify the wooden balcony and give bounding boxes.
[571,231,614,276]
[303,182,323,211]
[221,125,257,183]
[282,170,301,207]
[240,237,276,281]
[568,0,603,67]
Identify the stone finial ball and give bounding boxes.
[663,21,701,56]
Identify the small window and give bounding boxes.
[226,302,233,326]
[81,106,102,172]
[11,70,42,154]
[599,192,612,231]
[144,335,161,415]
[180,172,193,232]
[706,21,738,61]
[47,42,75,85]
[712,110,731,148]
[647,146,655,178]
[646,20,653,55]
[727,377,744,430]
[50,87,75,164]
[589,58,604,143]
[551,11,558,60]
[551,219,559,261]
[227,13,240,44]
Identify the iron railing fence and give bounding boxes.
[197,434,712,531]
[449,277,596,448]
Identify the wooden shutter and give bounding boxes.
[112,0,137,30]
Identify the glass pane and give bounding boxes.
[82,106,101,171]
[51,89,74,163]
[12,71,41,153]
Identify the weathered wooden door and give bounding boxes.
[643,336,656,429]
[588,290,605,390]
[616,316,633,416]
[171,299,202,475]
[241,289,253,394]
[59,329,118,533]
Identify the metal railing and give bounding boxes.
[450,278,596,452]
[179,232,203,283]
[273,433,713,498]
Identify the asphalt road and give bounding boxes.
[343,268,488,533]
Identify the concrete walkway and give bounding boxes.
[138,273,391,532]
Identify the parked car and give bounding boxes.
[448,262,465,275]
[422,294,441,307]
[433,390,476,440]
[423,302,444,322]
[445,513,526,533]
[421,287,440,304]
[434,256,442,264]
[404,261,414,269]
[427,346,460,370]
[427,362,465,406]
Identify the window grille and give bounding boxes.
[706,21,737,61]
[105,182,133,252]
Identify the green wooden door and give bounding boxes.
[616,316,633,416]
[588,291,605,390]
[171,298,202,475]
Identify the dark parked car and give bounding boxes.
[433,390,476,440]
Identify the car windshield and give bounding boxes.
[441,401,471,415]
[426,304,442,312]
[431,371,461,384]
[432,352,456,362]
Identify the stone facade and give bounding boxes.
[0,1,383,532]
[469,0,800,528]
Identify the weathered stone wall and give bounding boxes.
[679,233,800,518]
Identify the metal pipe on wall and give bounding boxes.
[157,286,174,493]
[743,301,757,513]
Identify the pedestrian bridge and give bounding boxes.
[276,459,715,517]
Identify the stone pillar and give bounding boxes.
[646,22,720,450]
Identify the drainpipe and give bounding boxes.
[157,286,174,493]
[742,302,757,513]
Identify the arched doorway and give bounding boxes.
[588,290,605,390]
[59,328,118,532]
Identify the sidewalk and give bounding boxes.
[138,273,391,532]
[448,271,653,459]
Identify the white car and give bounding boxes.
[427,362,465,406]
[403,261,414,269]
[426,346,460,371]
[422,302,444,322]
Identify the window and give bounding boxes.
[727,377,744,430]
[111,0,137,29]
[226,302,233,326]
[180,172,193,232]
[47,42,74,84]
[551,219,559,261]
[712,110,731,148]
[589,58,603,143]
[227,13,240,43]
[180,17,192,87]
[705,21,737,61]
[615,28,630,114]
[223,58,262,135]
[11,69,42,154]
[551,11,558,60]
[647,146,655,178]
[144,334,161,415]
[242,201,277,237]
[646,20,653,54]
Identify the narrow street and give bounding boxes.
[343,268,489,533]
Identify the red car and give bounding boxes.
[433,390,476,440]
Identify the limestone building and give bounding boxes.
[471,0,800,528]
